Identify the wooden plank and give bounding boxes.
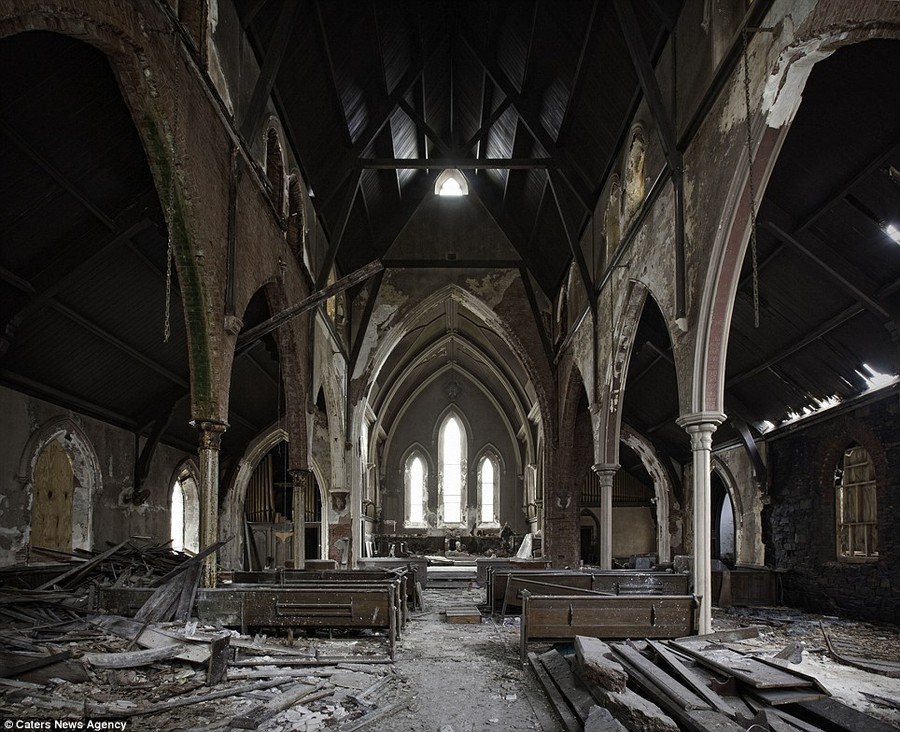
[526,651,582,732]
[0,650,73,678]
[792,697,899,732]
[444,605,481,624]
[670,641,813,690]
[231,681,322,729]
[538,650,595,723]
[648,641,737,717]
[611,643,711,712]
[747,687,827,706]
[35,539,130,591]
[82,645,186,668]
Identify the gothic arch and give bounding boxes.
[693,26,900,416]
[16,417,100,554]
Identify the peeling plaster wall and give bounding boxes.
[0,386,194,565]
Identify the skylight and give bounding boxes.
[434,169,468,197]
[885,223,900,245]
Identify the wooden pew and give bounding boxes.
[99,571,407,660]
[519,590,697,662]
[489,569,690,614]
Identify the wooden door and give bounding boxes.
[31,441,74,552]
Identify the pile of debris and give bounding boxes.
[528,628,899,732]
[0,539,404,730]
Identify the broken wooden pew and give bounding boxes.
[194,584,401,660]
[519,590,697,663]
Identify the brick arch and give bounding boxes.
[0,7,219,420]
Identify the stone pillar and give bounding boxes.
[195,419,227,588]
[291,468,312,568]
[676,412,725,635]
[592,464,618,569]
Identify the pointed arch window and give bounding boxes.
[478,453,500,527]
[836,445,878,560]
[171,467,200,554]
[439,414,467,525]
[405,453,427,527]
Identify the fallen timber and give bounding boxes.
[519,590,697,662]
[490,569,690,615]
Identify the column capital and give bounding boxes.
[675,411,726,432]
[192,419,228,450]
[591,463,619,480]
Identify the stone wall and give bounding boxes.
[765,393,899,623]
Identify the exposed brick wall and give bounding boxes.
[765,396,899,623]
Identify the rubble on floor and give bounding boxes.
[529,615,900,732]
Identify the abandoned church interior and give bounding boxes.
[1,0,898,729]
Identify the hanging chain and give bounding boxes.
[742,30,761,329]
[164,30,181,342]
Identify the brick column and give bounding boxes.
[592,463,618,569]
[195,419,227,588]
[676,412,725,635]
[291,468,312,568]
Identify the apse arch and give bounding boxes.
[357,284,552,445]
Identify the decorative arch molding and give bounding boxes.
[599,280,648,465]
[309,458,330,558]
[621,424,678,563]
[710,457,747,564]
[693,24,900,416]
[218,423,288,568]
[0,9,217,418]
[16,417,101,553]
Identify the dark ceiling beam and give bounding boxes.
[315,169,363,289]
[312,0,353,148]
[556,0,600,146]
[727,301,871,390]
[237,0,272,29]
[459,26,593,213]
[359,157,557,170]
[548,170,595,310]
[613,0,685,320]
[462,98,512,155]
[349,268,385,371]
[244,347,279,387]
[0,266,34,294]
[49,300,189,389]
[383,259,523,269]
[240,0,302,144]
[519,266,555,368]
[240,260,383,351]
[0,369,138,430]
[796,138,900,234]
[0,120,116,231]
[2,218,157,357]
[727,405,768,487]
[761,220,894,322]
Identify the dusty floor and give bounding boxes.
[2,585,898,730]
[362,585,558,732]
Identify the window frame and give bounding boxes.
[437,412,467,527]
[403,451,428,528]
[835,444,878,562]
[476,452,501,528]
